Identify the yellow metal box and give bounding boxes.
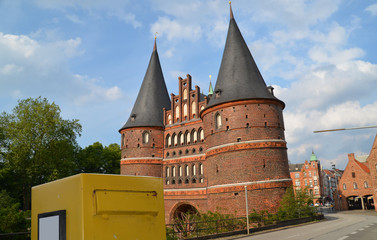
[31,174,166,240]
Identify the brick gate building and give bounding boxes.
[119,5,292,223]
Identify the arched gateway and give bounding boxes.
[170,203,199,223]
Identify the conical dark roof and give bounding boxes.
[207,6,282,108]
[120,39,171,131]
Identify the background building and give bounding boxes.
[289,151,323,204]
[322,167,343,203]
[119,6,292,223]
[336,150,376,211]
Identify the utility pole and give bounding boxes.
[245,186,249,235]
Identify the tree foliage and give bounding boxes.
[0,97,81,210]
[0,190,30,235]
[75,142,120,174]
[277,186,315,220]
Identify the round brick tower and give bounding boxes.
[119,39,171,177]
[201,5,291,214]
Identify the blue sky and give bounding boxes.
[1,0,377,170]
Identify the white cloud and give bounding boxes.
[250,0,341,30]
[1,64,23,75]
[33,0,141,28]
[0,32,123,105]
[365,3,377,16]
[66,15,85,25]
[150,16,202,42]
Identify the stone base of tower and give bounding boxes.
[207,181,292,217]
[120,160,162,177]
[164,188,209,224]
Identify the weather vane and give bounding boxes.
[155,32,158,39]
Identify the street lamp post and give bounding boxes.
[245,186,249,235]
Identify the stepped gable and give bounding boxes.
[207,4,282,108]
[120,39,171,131]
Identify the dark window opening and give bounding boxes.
[237,138,241,142]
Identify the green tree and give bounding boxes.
[277,186,315,220]
[0,190,30,236]
[0,97,81,210]
[75,142,120,174]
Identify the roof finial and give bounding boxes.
[153,32,158,51]
[229,1,234,19]
[208,75,214,95]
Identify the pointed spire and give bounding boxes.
[229,1,234,19]
[208,75,214,95]
[310,150,318,161]
[120,38,171,131]
[207,3,283,108]
[153,32,158,51]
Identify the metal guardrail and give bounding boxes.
[0,232,30,240]
[166,214,282,240]
[166,212,323,240]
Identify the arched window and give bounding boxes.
[173,133,178,146]
[192,102,196,117]
[121,134,125,147]
[183,89,188,100]
[142,131,149,144]
[199,163,203,175]
[179,132,184,145]
[192,129,197,143]
[192,164,196,175]
[172,166,176,177]
[183,104,188,118]
[215,112,222,129]
[364,181,369,188]
[178,165,182,177]
[166,134,171,147]
[168,114,172,124]
[199,128,204,142]
[353,182,358,189]
[166,167,170,177]
[185,165,189,176]
[185,130,191,144]
[175,105,180,121]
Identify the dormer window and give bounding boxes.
[215,89,221,98]
[130,114,136,121]
[267,86,274,96]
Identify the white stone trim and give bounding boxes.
[164,187,207,192]
[207,178,292,190]
[206,139,287,152]
[163,153,205,161]
[121,157,163,161]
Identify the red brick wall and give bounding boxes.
[337,153,373,210]
[120,126,164,177]
[368,137,377,211]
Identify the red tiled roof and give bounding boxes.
[354,159,370,174]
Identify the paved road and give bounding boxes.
[227,210,377,240]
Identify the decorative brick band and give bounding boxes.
[200,99,285,118]
[208,179,292,194]
[206,139,287,157]
[164,188,207,199]
[163,154,206,164]
[120,158,163,165]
